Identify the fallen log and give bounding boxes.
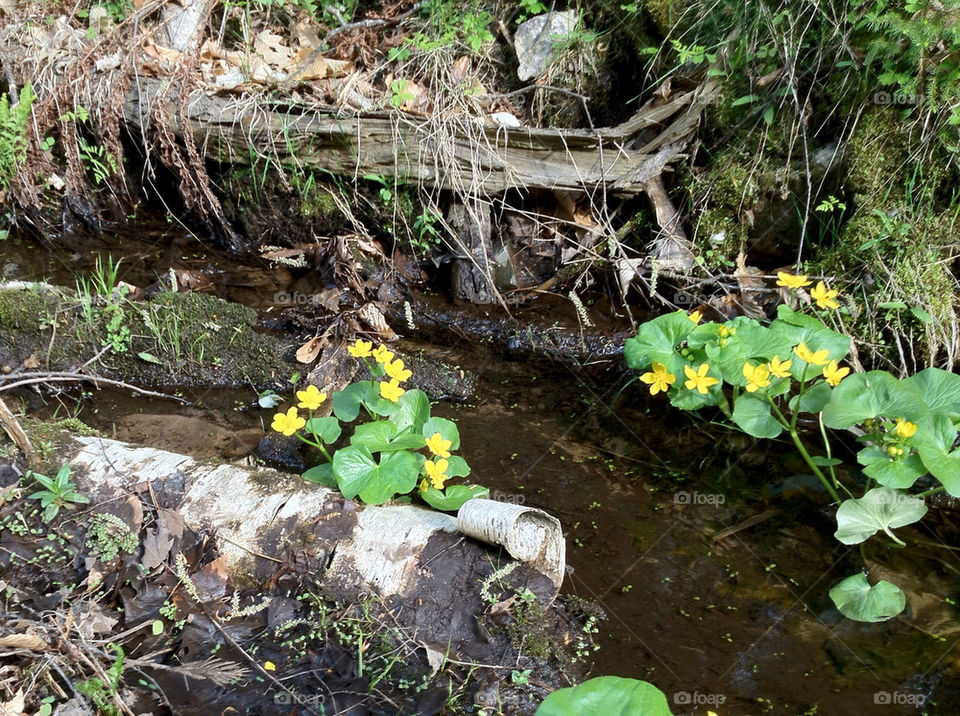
[65,435,566,653]
[128,76,716,195]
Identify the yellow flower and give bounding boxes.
[425,432,452,458]
[296,384,327,410]
[419,478,430,492]
[767,355,792,378]
[424,458,449,490]
[822,360,850,387]
[776,271,812,289]
[264,661,276,672]
[688,310,703,324]
[271,407,305,436]
[639,362,676,395]
[810,281,840,310]
[379,379,405,403]
[894,418,917,438]
[348,339,373,358]
[384,358,413,383]
[793,342,829,366]
[684,363,719,394]
[372,345,395,364]
[742,362,771,392]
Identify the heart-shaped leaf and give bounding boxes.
[857,447,926,489]
[421,417,461,451]
[903,367,960,418]
[302,462,336,487]
[822,372,926,428]
[536,676,673,716]
[391,389,431,431]
[304,416,341,444]
[420,484,489,511]
[333,445,420,504]
[624,312,694,369]
[834,487,927,545]
[829,572,906,622]
[333,381,370,422]
[732,394,782,438]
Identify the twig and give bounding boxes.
[0,396,36,466]
[0,373,188,403]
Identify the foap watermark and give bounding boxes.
[873,90,924,107]
[674,690,726,707]
[674,490,725,507]
[273,291,326,307]
[874,690,927,708]
[274,693,327,707]
[489,490,526,505]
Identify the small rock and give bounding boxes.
[515,11,578,81]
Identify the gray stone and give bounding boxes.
[515,11,578,82]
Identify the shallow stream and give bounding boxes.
[2,224,959,714]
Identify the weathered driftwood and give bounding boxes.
[65,436,565,650]
[127,76,717,195]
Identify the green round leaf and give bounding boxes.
[834,487,927,545]
[151,620,164,635]
[857,447,926,489]
[829,572,906,622]
[392,389,431,431]
[536,676,673,716]
[903,367,960,418]
[421,417,461,451]
[420,484,488,511]
[789,381,832,414]
[302,462,337,487]
[624,312,695,370]
[333,381,370,422]
[821,371,926,428]
[732,394,782,438]
[445,455,471,478]
[304,416,342,444]
[333,445,419,504]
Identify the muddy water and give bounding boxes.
[4,229,960,714]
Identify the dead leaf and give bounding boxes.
[290,48,352,81]
[0,633,47,651]
[22,354,39,369]
[158,508,185,540]
[0,689,24,716]
[358,303,396,340]
[254,29,294,68]
[191,555,229,602]
[296,335,327,364]
[73,601,119,639]
[141,525,175,571]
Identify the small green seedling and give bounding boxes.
[27,464,89,522]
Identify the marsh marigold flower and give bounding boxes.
[348,339,373,358]
[639,362,676,395]
[688,310,703,324]
[425,432,452,458]
[895,418,917,438]
[272,407,305,436]
[743,362,771,392]
[380,379,405,403]
[793,342,829,366]
[767,355,792,378]
[810,281,840,310]
[385,358,413,382]
[372,345,395,364]
[424,458,449,490]
[296,384,327,410]
[776,271,812,289]
[822,360,850,387]
[684,363,719,394]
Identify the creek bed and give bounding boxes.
[3,228,959,714]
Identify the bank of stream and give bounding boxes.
[2,224,959,715]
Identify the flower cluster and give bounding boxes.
[271,385,329,435]
[777,271,841,310]
[349,338,413,403]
